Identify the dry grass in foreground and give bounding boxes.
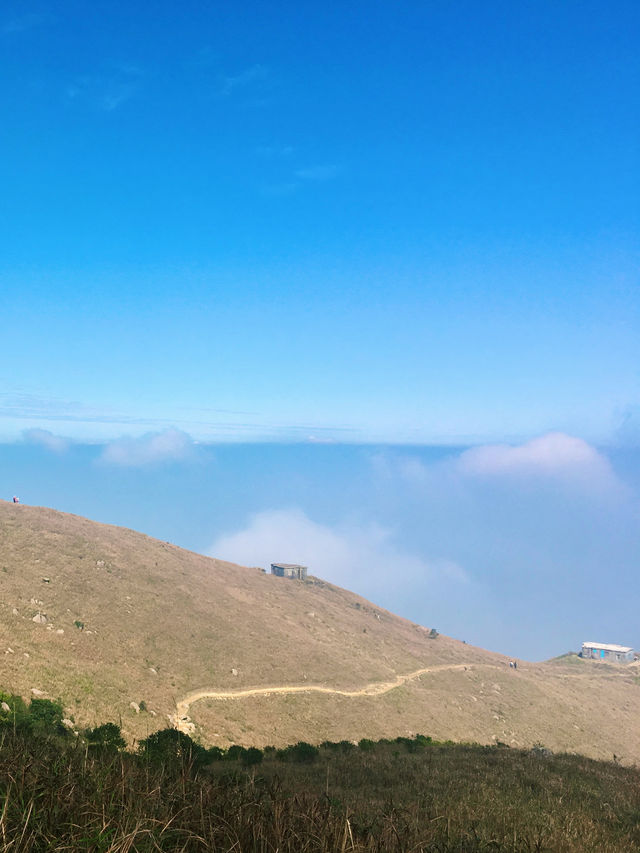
[0,728,639,851]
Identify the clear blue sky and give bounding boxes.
[1,0,638,443]
[1,2,639,659]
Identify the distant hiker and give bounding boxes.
[509,661,513,668]
[514,661,517,670]
[12,496,19,504]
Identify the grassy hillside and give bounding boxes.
[1,500,639,762]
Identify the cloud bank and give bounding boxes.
[207,432,639,657]
[457,432,616,485]
[100,429,194,467]
[209,508,468,600]
[22,428,70,453]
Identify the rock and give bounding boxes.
[148,667,157,675]
[56,629,64,635]
[148,710,157,717]
[96,560,105,568]
[41,577,50,583]
[11,608,18,616]
[23,653,29,658]
[32,613,47,624]
[129,702,140,714]
[62,718,74,729]
[6,648,13,654]
[30,598,43,606]
[231,668,238,677]
[1,702,10,712]
[31,688,45,697]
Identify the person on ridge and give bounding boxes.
[12,496,19,504]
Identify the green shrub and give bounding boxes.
[85,722,126,752]
[358,738,376,752]
[225,745,247,762]
[242,747,263,766]
[207,746,225,762]
[29,698,66,735]
[139,728,206,768]
[281,742,319,763]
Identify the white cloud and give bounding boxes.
[208,508,468,595]
[100,429,194,467]
[22,428,70,453]
[457,432,617,488]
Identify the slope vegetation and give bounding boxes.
[1,500,639,762]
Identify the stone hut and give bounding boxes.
[270,563,307,580]
[581,642,634,663]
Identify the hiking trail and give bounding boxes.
[172,663,490,734]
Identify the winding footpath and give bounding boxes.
[172,663,482,734]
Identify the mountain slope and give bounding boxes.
[1,500,639,762]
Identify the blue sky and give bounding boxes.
[1,2,639,658]
[1,0,638,443]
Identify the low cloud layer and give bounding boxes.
[207,433,640,657]
[457,432,617,486]
[100,429,194,467]
[209,508,468,603]
[22,428,70,453]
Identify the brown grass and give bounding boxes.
[2,500,640,764]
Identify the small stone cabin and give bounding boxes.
[270,563,307,580]
[581,642,634,663]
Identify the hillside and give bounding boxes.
[1,500,639,762]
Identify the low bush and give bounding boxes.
[139,728,207,769]
[277,741,319,763]
[85,722,126,753]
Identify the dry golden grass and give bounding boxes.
[1,500,639,763]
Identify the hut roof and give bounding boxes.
[582,642,633,653]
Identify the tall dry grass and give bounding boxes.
[0,730,639,851]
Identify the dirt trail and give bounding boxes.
[173,663,490,733]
